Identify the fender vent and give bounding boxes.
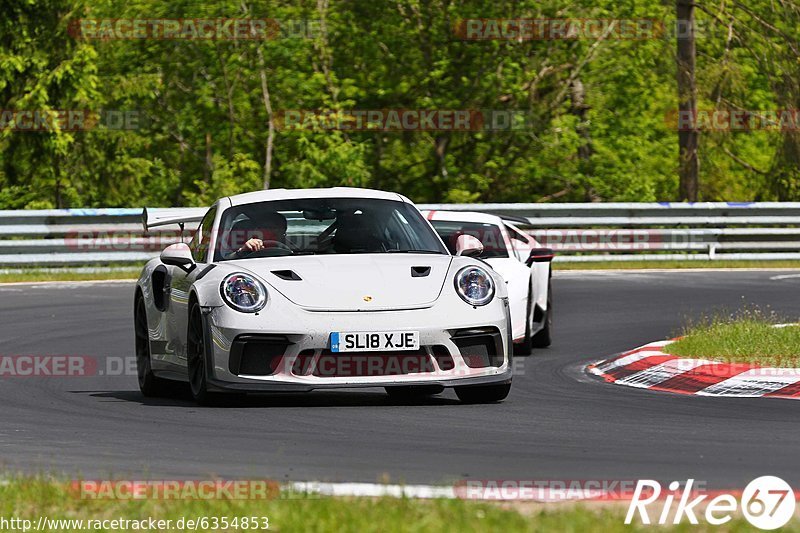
[411,266,431,277]
[272,270,302,281]
[151,265,169,312]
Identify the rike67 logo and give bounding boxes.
[626,476,796,530]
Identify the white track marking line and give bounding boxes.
[770,273,800,280]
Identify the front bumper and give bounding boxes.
[203,299,512,392]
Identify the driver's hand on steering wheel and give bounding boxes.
[239,238,264,254]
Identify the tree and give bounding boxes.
[676,0,699,201]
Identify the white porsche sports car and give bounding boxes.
[422,210,553,353]
[136,188,512,405]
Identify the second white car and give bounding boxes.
[423,210,554,353]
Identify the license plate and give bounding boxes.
[330,331,420,353]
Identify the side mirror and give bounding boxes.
[455,234,484,257]
[161,242,196,269]
[526,248,555,266]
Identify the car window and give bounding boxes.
[214,198,447,261]
[189,207,216,262]
[429,221,509,258]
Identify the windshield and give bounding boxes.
[430,220,510,259]
[215,197,447,261]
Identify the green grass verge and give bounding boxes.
[553,260,800,270]
[0,269,140,283]
[0,478,789,532]
[670,309,800,366]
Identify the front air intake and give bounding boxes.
[451,327,504,368]
[229,334,292,376]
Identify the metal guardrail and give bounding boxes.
[2,203,800,265]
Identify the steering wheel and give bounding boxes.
[239,241,293,258]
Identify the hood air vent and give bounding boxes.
[411,266,431,277]
[272,270,302,281]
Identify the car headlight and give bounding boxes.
[454,266,495,306]
[221,273,267,313]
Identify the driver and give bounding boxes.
[229,211,288,258]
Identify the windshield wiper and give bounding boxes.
[386,249,445,254]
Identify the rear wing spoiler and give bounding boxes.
[142,207,208,231]
[499,214,532,226]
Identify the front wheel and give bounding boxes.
[134,296,170,397]
[187,302,219,406]
[514,286,535,356]
[531,278,553,348]
[454,383,511,404]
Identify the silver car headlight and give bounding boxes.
[454,266,495,306]
[221,273,267,313]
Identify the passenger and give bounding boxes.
[333,211,385,253]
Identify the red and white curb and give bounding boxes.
[587,340,800,399]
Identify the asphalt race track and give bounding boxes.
[2,270,799,489]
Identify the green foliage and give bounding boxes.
[1,0,799,207]
[186,153,263,206]
[281,133,372,190]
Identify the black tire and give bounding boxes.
[531,278,553,348]
[514,286,535,356]
[187,301,220,406]
[385,385,444,401]
[134,296,171,397]
[454,383,511,404]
